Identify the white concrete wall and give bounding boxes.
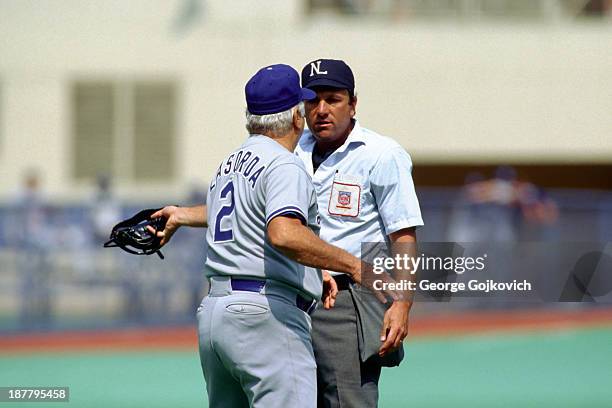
[1,0,611,198]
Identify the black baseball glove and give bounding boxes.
[103,208,168,259]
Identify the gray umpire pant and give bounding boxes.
[312,290,382,407]
[197,276,317,408]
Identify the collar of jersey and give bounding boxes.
[244,133,284,148]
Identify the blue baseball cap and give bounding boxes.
[245,64,316,115]
[301,59,355,95]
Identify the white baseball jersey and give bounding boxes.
[295,120,424,272]
[204,135,323,299]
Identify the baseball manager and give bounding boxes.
[150,64,367,407]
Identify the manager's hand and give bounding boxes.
[147,206,182,246]
[321,271,338,310]
[146,204,208,246]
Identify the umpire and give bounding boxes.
[296,59,424,407]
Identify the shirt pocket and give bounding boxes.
[327,172,363,218]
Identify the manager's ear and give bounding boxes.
[293,108,305,130]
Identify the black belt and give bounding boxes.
[230,279,317,315]
[334,274,353,291]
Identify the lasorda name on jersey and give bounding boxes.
[210,149,266,191]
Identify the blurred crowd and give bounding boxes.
[0,170,209,330]
[447,166,559,242]
[1,166,611,331]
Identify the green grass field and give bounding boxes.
[2,327,611,407]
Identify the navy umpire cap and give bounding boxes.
[246,64,316,115]
[301,59,355,95]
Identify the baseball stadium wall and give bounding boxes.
[1,0,611,199]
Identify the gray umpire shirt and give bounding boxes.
[204,135,322,300]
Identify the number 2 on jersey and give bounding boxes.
[214,180,235,242]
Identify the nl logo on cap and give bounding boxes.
[309,60,328,76]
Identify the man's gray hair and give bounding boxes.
[245,102,305,135]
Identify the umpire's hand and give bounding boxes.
[379,300,411,357]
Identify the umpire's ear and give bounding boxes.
[349,94,357,119]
